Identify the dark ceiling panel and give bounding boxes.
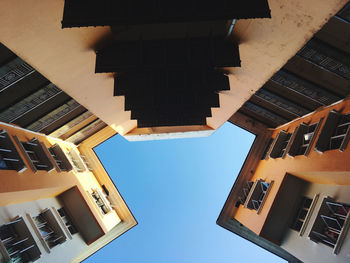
[338,2,350,22]
[110,20,229,41]
[66,119,107,145]
[270,70,341,106]
[11,91,71,128]
[96,37,240,73]
[39,105,87,135]
[0,57,35,93]
[315,16,350,54]
[26,100,83,132]
[0,71,48,112]
[263,81,321,111]
[62,0,271,28]
[284,56,350,97]
[0,43,103,138]
[115,70,228,127]
[115,70,230,96]
[297,38,350,80]
[0,43,16,66]
[239,102,288,128]
[250,89,310,120]
[0,84,61,123]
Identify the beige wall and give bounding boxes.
[0,0,347,139]
[281,183,350,263]
[0,197,87,263]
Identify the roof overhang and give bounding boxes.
[0,0,347,140]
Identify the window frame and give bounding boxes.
[0,130,26,172]
[315,110,350,153]
[308,197,350,254]
[244,179,274,214]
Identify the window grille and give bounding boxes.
[288,120,323,157]
[48,144,73,172]
[315,111,350,152]
[17,138,54,172]
[309,198,350,254]
[0,217,41,263]
[244,179,273,213]
[32,209,66,249]
[237,181,254,205]
[91,189,112,215]
[261,138,273,160]
[269,131,292,158]
[291,197,312,231]
[57,208,78,235]
[80,155,93,172]
[0,130,26,171]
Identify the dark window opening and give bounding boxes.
[33,209,66,249]
[0,130,26,171]
[270,131,292,158]
[48,144,73,172]
[309,198,350,251]
[57,207,78,235]
[237,181,254,205]
[315,111,350,153]
[245,179,272,212]
[0,217,41,263]
[291,197,312,232]
[261,138,273,160]
[15,137,54,172]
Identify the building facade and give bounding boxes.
[219,97,350,262]
[218,2,350,262]
[0,121,136,263]
[0,0,349,262]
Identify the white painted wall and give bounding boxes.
[281,183,350,263]
[0,197,87,263]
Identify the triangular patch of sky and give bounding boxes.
[88,122,285,263]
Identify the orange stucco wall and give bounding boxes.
[234,98,350,236]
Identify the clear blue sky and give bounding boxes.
[88,122,285,263]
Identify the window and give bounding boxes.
[14,137,54,172]
[66,149,85,172]
[57,207,78,235]
[269,131,292,158]
[0,130,26,171]
[261,138,273,160]
[91,189,112,215]
[66,151,93,173]
[32,209,66,250]
[80,155,93,171]
[48,144,73,172]
[309,197,350,254]
[237,181,254,205]
[244,179,273,213]
[288,120,323,157]
[291,197,312,232]
[0,217,41,263]
[315,111,350,152]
